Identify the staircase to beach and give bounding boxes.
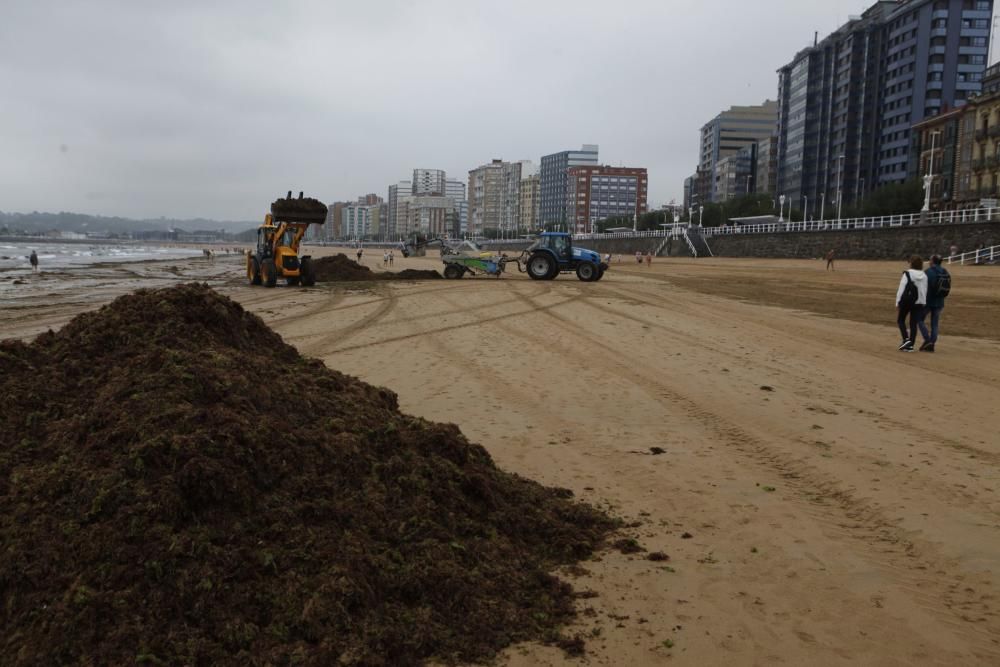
[684,226,714,258]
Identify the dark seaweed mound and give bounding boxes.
[312,254,440,282]
[0,284,613,666]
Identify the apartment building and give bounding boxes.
[776,0,993,209]
[696,102,778,204]
[566,166,648,233]
[539,145,599,226]
[519,172,540,233]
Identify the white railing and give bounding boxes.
[682,229,698,257]
[704,206,1000,237]
[946,244,999,265]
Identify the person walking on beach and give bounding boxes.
[389,250,394,267]
[635,250,642,264]
[29,250,38,273]
[356,247,363,264]
[917,254,951,353]
[645,251,652,267]
[383,250,389,268]
[605,252,612,266]
[825,249,836,271]
[895,255,928,352]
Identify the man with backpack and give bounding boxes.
[917,254,951,353]
[895,255,928,352]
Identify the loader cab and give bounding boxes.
[257,226,277,258]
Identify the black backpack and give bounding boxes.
[900,271,918,307]
[934,268,952,299]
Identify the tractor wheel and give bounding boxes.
[300,257,316,286]
[262,259,278,288]
[527,253,555,281]
[249,257,262,285]
[576,262,598,282]
[444,264,464,279]
[595,268,605,282]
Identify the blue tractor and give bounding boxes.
[519,232,608,282]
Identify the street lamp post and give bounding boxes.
[779,194,786,223]
[922,130,940,213]
[820,192,825,222]
[836,155,845,227]
[804,195,809,223]
[698,206,704,226]
[688,206,694,225]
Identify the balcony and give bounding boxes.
[975,129,988,141]
[972,158,985,170]
[989,126,1000,138]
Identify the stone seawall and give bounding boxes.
[707,221,999,260]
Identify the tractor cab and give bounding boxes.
[537,232,573,261]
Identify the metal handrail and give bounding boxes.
[702,206,1000,237]
[946,244,998,265]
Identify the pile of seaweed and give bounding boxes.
[270,195,327,223]
[312,254,441,282]
[0,284,614,666]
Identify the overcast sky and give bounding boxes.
[0,1,943,220]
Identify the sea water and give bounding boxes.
[0,241,206,272]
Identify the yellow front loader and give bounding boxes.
[247,192,326,288]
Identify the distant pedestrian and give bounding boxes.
[917,254,951,353]
[645,251,652,267]
[356,247,363,263]
[29,250,38,273]
[635,251,642,264]
[383,251,389,267]
[389,250,394,266]
[949,244,958,258]
[895,255,928,352]
[825,249,836,271]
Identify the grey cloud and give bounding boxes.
[2,0,870,219]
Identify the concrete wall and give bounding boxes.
[707,222,1000,260]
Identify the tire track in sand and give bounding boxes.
[501,287,1000,657]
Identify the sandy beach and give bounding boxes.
[2,248,999,665]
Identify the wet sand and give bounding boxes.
[2,249,999,665]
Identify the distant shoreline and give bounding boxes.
[0,236,243,246]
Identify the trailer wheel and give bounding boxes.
[300,257,316,286]
[444,264,464,279]
[249,257,262,285]
[262,259,278,288]
[528,253,555,280]
[576,262,598,282]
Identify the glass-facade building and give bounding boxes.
[776,0,994,210]
[539,145,599,226]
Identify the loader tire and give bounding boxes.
[444,264,464,279]
[250,258,262,286]
[300,257,316,286]
[262,259,278,288]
